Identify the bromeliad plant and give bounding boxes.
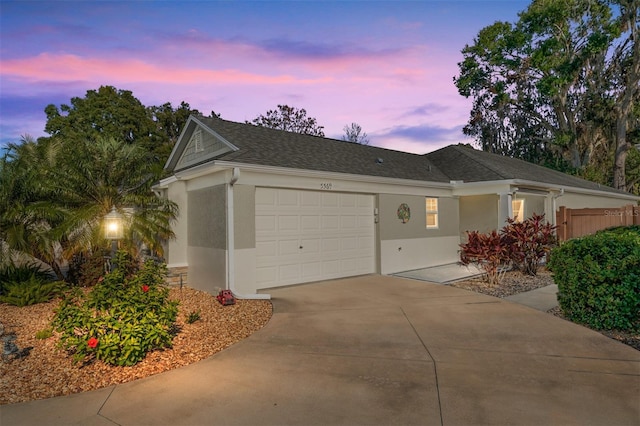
[52,251,179,366]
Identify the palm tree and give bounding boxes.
[0,136,67,277]
[0,136,178,279]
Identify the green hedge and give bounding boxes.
[548,227,640,331]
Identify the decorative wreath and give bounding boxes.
[397,203,411,223]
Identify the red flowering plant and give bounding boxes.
[53,252,179,366]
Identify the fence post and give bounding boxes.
[557,206,568,242]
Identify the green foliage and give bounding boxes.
[455,0,639,191]
[186,310,201,324]
[0,262,54,296]
[35,328,53,339]
[0,277,66,307]
[52,254,179,366]
[502,213,557,276]
[66,250,110,287]
[548,229,640,331]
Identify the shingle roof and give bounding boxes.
[426,144,630,195]
[180,116,451,183]
[168,116,634,198]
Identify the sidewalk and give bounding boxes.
[505,284,559,311]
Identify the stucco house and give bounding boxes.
[155,115,639,298]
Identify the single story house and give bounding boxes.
[154,115,639,298]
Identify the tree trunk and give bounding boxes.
[614,117,629,191]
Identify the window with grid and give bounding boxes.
[426,197,438,229]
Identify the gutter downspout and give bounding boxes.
[551,188,565,227]
[227,167,271,300]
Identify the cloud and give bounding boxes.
[0,53,331,86]
[371,123,471,154]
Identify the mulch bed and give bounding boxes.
[0,287,272,405]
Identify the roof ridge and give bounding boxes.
[452,145,510,179]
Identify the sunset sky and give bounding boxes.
[0,0,530,153]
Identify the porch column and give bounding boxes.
[498,193,512,228]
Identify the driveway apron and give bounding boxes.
[1,275,639,426]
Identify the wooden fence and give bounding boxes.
[556,205,640,242]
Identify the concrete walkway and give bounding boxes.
[505,284,559,312]
[1,275,638,426]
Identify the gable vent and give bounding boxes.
[193,129,203,152]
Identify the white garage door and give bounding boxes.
[255,188,375,288]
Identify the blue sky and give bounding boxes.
[0,0,530,153]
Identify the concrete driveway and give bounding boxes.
[2,275,639,425]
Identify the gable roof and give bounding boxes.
[164,116,637,199]
[426,144,632,196]
[166,115,452,183]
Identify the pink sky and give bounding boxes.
[0,1,530,153]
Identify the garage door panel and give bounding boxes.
[341,215,356,229]
[256,241,277,258]
[278,239,300,256]
[256,266,277,286]
[301,191,320,207]
[301,215,320,231]
[278,190,300,206]
[301,262,322,279]
[340,194,356,208]
[322,193,339,207]
[255,187,277,206]
[322,215,340,230]
[256,215,276,233]
[278,215,299,232]
[279,264,301,281]
[256,188,374,288]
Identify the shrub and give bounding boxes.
[66,250,109,287]
[502,213,557,276]
[460,230,509,285]
[548,229,640,331]
[0,262,54,296]
[0,276,66,306]
[52,252,179,366]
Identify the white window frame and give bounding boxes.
[426,197,438,229]
[512,199,525,222]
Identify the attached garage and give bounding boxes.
[255,188,375,288]
[157,115,638,299]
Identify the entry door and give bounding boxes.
[255,188,375,288]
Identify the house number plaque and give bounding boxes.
[320,183,333,190]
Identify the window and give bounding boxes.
[512,199,524,222]
[426,197,438,228]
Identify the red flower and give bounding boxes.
[87,337,99,349]
[142,285,150,293]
